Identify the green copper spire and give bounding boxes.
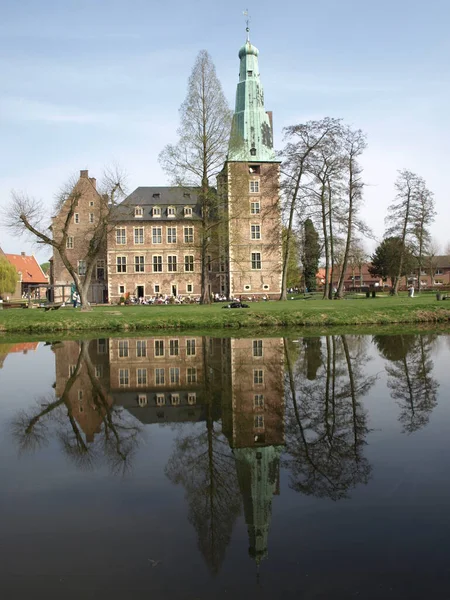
[228,39,276,162]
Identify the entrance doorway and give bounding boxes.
[137,286,144,299]
[171,284,177,297]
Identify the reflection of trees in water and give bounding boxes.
[165,340,241,576]
[165,417,241,575]
[11,340,141,474]
[283,335,374,500]
[374,334,439,434]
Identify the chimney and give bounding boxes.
[90,177,96,189]
[21,251,26,256]
[80,170,89,178]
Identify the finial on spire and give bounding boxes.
[243,9,250,42]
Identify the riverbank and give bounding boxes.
[1,295,450,334]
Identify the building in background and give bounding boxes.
[4,252,48,299]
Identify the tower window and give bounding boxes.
[249,164,260,174]
[247,70,253,77]
[251,252,261,270]
[250,148,257,156]
[250,180,260,193]
[251,224,261,240]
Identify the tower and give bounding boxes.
[220,36,282,299]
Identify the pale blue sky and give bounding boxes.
[1,0,449,257]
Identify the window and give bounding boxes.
[78,260,86,276]
[97,339,107,354]
[89,201,94,207]
[118,340,129,358]
[253,369,264,385]
[135,256,145,272]
[153,256,163,272]
[152,227,162,244]
[186,339,196,356]
[250,147,257,157]
[187,367,197,383]
[78,390,83,401]
[168,255,177,272]
[249,180,260,193]
[263,284,270,291]
[184,227,194,243]
[117,256,127,273]
[156,393,165,406]
[119,285,125,295]
[169,339,179,356]
[250,201,260,215]
[155,340,164,357]
[253,340,263,357]
[89,213,94,223]
[97,260,105,280]
[251,252,261,270]
[170,367,180,384]
[436,269,443,275]
[152,206,161,217]
[137,368,147,385]
[254,394,264,409]
[188,393,196,405]
[66,236,74,249]
[186,283,193,293]
[134,227,144,244]
[167,227,177,243]
[134,206,143,218]
[184,255,194,272]
[244,284,251,291]
[136,340,147,357]
[155,368,165,384]
[116,228,126,244]
[249,164,261,174]
[254,415,264,429]
[184,206,192,217]
[95,365,103,378]
[74,213,80,223]
[119,369,129,386]
[138,394,147,407]
[171,394,180,406]
[154,284,160,294]
[251,224,261,240]
[69,364,76,377]
[167,206,176,217]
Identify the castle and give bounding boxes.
[51,37,282,304]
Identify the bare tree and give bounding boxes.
[159,50,232,304]
[385,170,434,295]
[3,167,126,310]
[279,118,342,300]
[425,239,441,287]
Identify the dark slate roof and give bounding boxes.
[111,186,204,221]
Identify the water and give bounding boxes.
[1,332,450,599]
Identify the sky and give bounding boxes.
[0,0,449,259]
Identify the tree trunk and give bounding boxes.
[280,170,303,300]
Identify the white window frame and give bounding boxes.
[116,227,126,245]
[117,256,127,273]
[168,255,177,272]
[184,255,194,272]
[249,180,260,193]
[135,255,145,272]
[134,206,143,218]
[184,227,194,243]
[251,252,262,270]
[167,226,177,244]
[74,213,80,224]
[66,236,74,249]
[251,224,261,240]
[134,227,144,245]
[167,206,176,217]
[152,226,162,244]
[78,260,86,276]
[153,255,163,272]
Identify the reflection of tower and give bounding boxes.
[223,337,284,566]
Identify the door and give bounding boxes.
[137,286,144,299]
[172,284,177,297]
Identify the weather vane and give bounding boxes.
[243,9,250,42]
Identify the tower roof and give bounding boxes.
[228,39,276,163]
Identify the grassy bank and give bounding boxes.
[1,295,450,335]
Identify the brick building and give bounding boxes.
[50,37,282,303]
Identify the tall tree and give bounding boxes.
[0,256,17,297]
[282,227,301,289]
[159,50,232,304]
[369,237,416,287]
[279,118,342,300]
[301,218,320,292]
[385,170,434,295]
[3,167,125,310]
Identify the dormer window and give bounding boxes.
[152,206,161,217]
[249,164,260,174]
[152,193,161,199]
[183,192,191,199]
[134,206,143,218]
[184,206,193,217]
[167,206,176,217]
[247,70,253,77]
[250,147,257,156]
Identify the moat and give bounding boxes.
[1,332,449,599]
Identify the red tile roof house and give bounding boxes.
[4,252,48,300]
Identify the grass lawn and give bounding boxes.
[0,293,449,335]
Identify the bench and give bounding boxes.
[39,303,64,312]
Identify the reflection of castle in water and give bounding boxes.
[52,335,285,569]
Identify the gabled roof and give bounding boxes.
[111,186,204,221]
[5,254,48,284]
